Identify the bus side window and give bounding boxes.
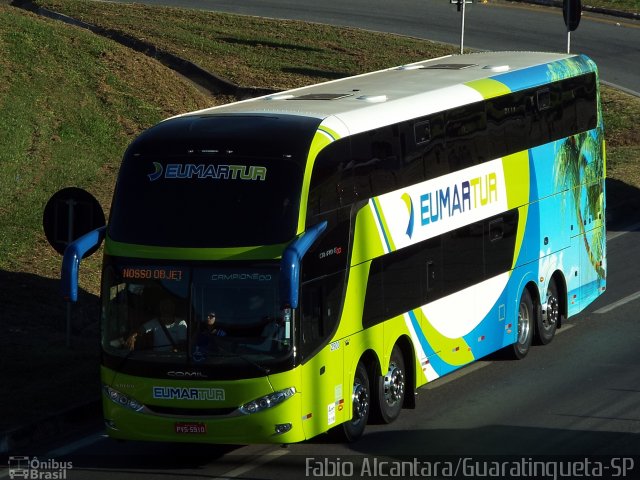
[445,101,488,169]
[573,74,598,133]
[488,218,504,242]
[442,221,484,297]
[536,88,551,111]
[349,127,401,200]
[484,210,519,279]
[363,236,441,327]
[299,272,344,360]
[421,113,448,181]
[309,140,351,215]
[300,284,323,351]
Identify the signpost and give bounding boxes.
[43,188,105,347]
[563,0,582,53]
[451,0,473,54]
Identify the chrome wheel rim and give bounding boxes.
[383,363,405,407]
[518,301,531,344]
[352,382,369,424]
[542,293,559,329]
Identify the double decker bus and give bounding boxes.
[62,51,606,444]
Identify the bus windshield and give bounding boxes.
[101,258,291,371]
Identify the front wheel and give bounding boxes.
[510,288,534,359]
[340,361,370,442]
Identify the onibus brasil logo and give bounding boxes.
[8,456,73,479]
[148,162,267,182]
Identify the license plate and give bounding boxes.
[175,422,207,434]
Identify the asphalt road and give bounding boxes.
[103,0,640,94]
[4,218,638,479]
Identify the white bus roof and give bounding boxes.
[177,51,595,136]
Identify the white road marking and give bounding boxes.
[607,220,640,241]
[593,290,640,314]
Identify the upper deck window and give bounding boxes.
[108,114,321,248]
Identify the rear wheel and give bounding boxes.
[510,288,534,359]
[341,361,370,442]
[536,280,559,345]
[376,345,405,424]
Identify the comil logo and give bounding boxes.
[147,162,267,182]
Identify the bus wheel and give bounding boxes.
[341,361,370,442]
[377,345,405,424]
[511,288,534,359]
[536,280,559,345]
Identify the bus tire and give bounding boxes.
[511,288,534,359]
[341,361,370,442]
[536,280,559,345]
[376,345,405,424]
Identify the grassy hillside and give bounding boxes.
[1,1,638,432]
[0,5,228,280]
[0,5,225,430]
[33,0,461,90]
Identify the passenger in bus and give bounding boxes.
[202,312,227,338]
[125,298,187,351]
[192,311,227,359]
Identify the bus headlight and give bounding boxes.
[103,385,144,412]
[239,387,296,415]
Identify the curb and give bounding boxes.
[509,0,639,20]
[0,400,101,457]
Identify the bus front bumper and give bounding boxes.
[103,392,306,445]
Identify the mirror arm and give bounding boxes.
[280,221,327,309]
[61,226,107,302]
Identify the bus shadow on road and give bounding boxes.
[606,178,640,229]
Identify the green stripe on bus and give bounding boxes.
[371,197,396,253]
[298,127,342,233]
[464,78,511,99]
[105,238,287,260]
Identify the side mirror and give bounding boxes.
[279,221,327,309]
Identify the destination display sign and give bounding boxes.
[121,267,184,282]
